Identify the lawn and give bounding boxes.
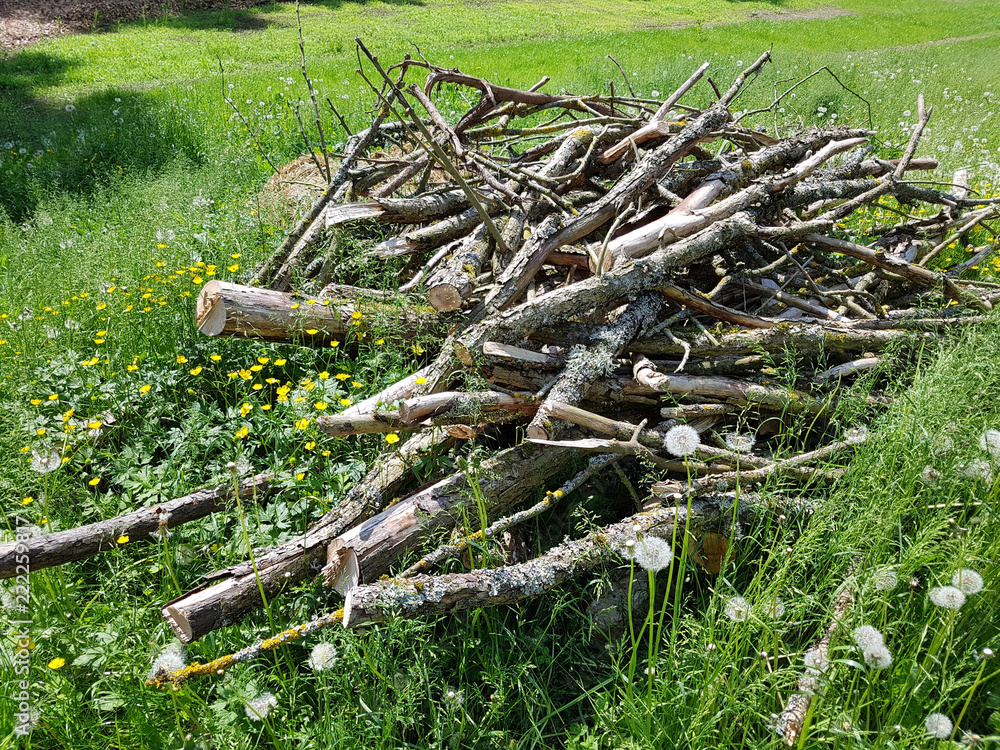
[1,0,999,747]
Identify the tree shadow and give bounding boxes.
[0,50,204,223]
[160,0,424,33]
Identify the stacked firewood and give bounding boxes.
[8,43,998,683]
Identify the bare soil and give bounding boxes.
[0,0,273,52]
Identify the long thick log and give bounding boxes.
[195,281,429,342]
[324,189,468,227]
[162,429,451,642]
[426,223,492,312]
[323,444,572,593]
[0,473,276,580]
[342,498,727,628]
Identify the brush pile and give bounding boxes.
[13,42,1000,681]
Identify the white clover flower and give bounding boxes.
[803,647,829,673]
[31,448,62,474]
[952,569,984,595]
[979,429,1000,459]
[925,712,953,739]
[874,569,899,592]
[245,692,278,721]
[853,625,885,650]
[149,642,186,678]
[724,432,756,453]
[863,644,893,670]
[724,596,751,622]
[633,535,673,572]
[664,424,700,457]
[845,426,868,445]
[929,585,966,610]
[307,642,338,671]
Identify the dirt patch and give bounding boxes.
[747,5,854,23]
[0,0,275,52]
[890,31,1000,51]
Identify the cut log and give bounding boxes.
[162,429,452,642]
[323,444,572,593]
[195,280,430,343]
[0,473,276,580]
[342,497,727,628]
[426,223,492,311]
[323,189,468,227]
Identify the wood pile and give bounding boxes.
[15,41,1000,684]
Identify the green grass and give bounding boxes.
[1,0,999,747]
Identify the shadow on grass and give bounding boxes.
[0,50,205,223]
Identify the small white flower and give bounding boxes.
[929,585,966,610]
[853,625,885,650]
[952,569,984,595]
[149,642,186,678]
[633,535,673,572]
[664,424,700,457]
[245,692,278,721]
[979,429,1000,458]
[924,712,953,739]
[307,642,338,671]
[724,432,756,453]
[724,596,751,622]
[874,569,898,592]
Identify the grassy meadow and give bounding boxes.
[1,0,999,747]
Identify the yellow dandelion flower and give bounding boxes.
[231,253,241,259]
[250,364,263,373]
[87,420,102,429]
[139,384,151,395]
[415,377,427,385]
[352,381,363,388]
[21,496,35,505]
[322,450,331,457]
[235,425,249,439]
[319,371,330,379]
[210,354,222,362]
[351,311,362,320]
[275,358,287,366]
[240,403,252,417]
[335,373,350,381]
[252,383,263,391]
[261,404,272,411]
[176,355,188,364]
[227,264,240,272]
[305,441,316,450]
[295,418,310,430]
[291,303,300,310]
[306,300,316,305]
[88,477,101,486]
[190,366,203,376]
[19,446,30,454]
[385,433,400,444]
[96,302,107,311]
[48,394,59,401]
[30,398,42,406]
[375,339,384,345]
[305,329,319,335]
[330,341,340,348]
[117,535,129,544]
[48,658,66,670]
[339,398,352,406]
[314,401,328,410]
[412,345,424,355]
[127,364,139,372]
[257,356,269,365]
[94,338,105,344]
[296,472,305,481]
[36,428,46,436]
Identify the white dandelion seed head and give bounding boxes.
[959,460,993,483]
[929,585,966,610]
[444,687,464,709]
[924,712,953,739]
[724,596,751,622]
[979,429,1000,458]
[664,424,700,457]
[951,570,983,595]
[155,228,176,244]
[149,642,186,678]
[763,598,785,619]
[633,535,674,572]
[920,465,940,485]
[803,647,829,673]
[846,425,868,445]
[724,432,757,453]
[31,448,62,474]
[307,642,338,671]
[853,625,885,650]
[863,644,893,670]
[874,569,899,592]
[245,692,278,721]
